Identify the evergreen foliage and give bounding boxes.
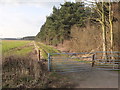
[36,2,91,45]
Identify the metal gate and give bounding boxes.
[93,51,120,71]
[48,51,120,73]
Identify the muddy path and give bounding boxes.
[61,69,118,88]
[51,55,118,88]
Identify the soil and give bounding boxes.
[51,56,118,88]
[61,69,118,88]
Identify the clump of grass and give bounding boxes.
[2,55,48,88]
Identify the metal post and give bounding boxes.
[48,53,51,72]
[92,54,95,67]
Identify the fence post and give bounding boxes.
[38,50,40,61]
[48,53,51,72]
[92,54,95,67]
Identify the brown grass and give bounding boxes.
[2,55,46,88]
[2,55,74,88]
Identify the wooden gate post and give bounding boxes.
[92,54,95,67]
[38,50,41,61]
[48,53,51,72]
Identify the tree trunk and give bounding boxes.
[102,1,107,61]
[109,1,114,61]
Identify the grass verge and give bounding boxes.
[36,42,60,59]
[2,55,74,88]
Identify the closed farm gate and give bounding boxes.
[48,51,120,73]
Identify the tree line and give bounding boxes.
[36,2,91,45]
[36,1,120,59]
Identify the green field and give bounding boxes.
[2,40,60,58]
[2,40,33,56]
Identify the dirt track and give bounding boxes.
[63,70,118,88]
[35,42,119,88]
[51,55,118,88]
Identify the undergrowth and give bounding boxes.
[2,55,74,88]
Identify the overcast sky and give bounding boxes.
[1,0,116,38]
[0,0,68,38]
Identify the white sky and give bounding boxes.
[0,0,117,38]
[0,0,67,38]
